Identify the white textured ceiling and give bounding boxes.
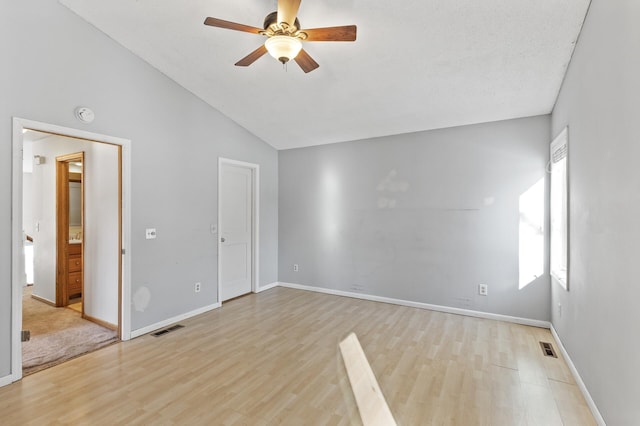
[60,0,590,150]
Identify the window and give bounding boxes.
[550,128,569,290]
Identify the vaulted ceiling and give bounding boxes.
[60,0,590,150]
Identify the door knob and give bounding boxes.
[221,237,226,243]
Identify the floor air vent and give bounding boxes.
[540,341,557,358]
[151,324,184,337]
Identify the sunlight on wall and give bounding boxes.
[322,169,340,242]
[519,178,545,289]
[24,241,34,284]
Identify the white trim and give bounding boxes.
[121,130,133,341]
[0,375,13,388]
[257,282,279,293]
[11,118,133,383]
[217,157,260,303]
[130,302,221,339]
[278,282,551,329]
[550,326,606,426]
[11,120,24,383]
[550,126,570,291]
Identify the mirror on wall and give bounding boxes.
[69,162,82,239]
[69,182,81,226]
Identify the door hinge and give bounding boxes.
[121,248,126,255]
[21,330,31,342]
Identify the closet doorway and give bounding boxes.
[218,158,260,303]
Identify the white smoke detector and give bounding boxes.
[75,107,95,123]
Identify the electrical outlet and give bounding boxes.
[195,282,201,293]
[293,264,299,272]
[145,228,157,239]
[478,284,488,296]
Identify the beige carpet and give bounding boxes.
[22,286,119,375]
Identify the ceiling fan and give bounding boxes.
[204,0,357,73]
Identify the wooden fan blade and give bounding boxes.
[277,0,301,26]
[204,17,263,35]
[303,25,357,42]
[235,45,268,67]
[294,49,319,73]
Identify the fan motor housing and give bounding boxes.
[263,11,300,31]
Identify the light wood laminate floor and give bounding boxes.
[0,287,595,425]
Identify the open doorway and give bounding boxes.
[22,132,120,375]
[12,119,132,381]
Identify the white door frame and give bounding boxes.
[10,117,132,383]
[217,157,260,302]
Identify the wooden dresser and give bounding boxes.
[68,243,82,299]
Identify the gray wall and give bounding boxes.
[0,1,278,378]
[279,116,551,321]
[551,0,640,424]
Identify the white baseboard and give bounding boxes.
[0,374,15,388]
[278,282,551,329]
[257,282,279,293]
[550,326,606,426]
[130,302,221,339]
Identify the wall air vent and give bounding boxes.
[151,324,184,337]
[540,341,558,358]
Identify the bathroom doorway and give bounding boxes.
[55,152,84,311]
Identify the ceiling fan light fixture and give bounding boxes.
[265,35,302,64]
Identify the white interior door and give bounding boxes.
[220,163,253,302]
